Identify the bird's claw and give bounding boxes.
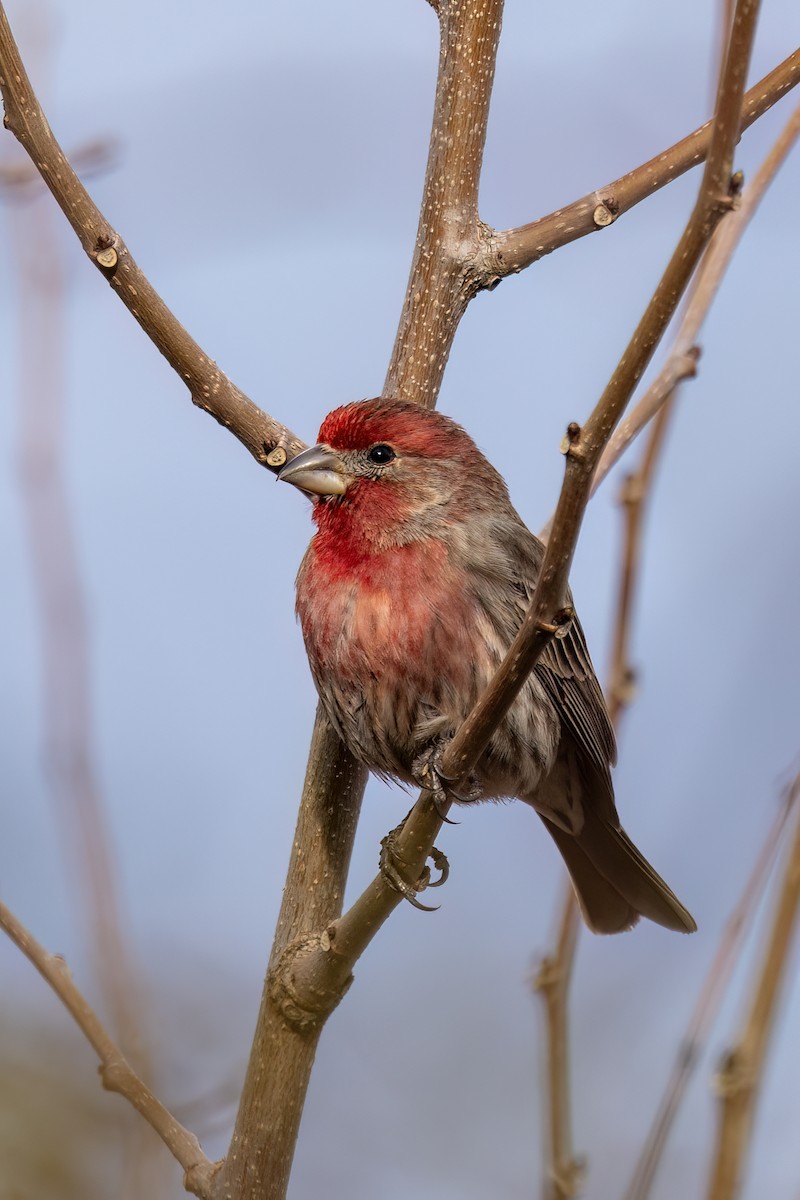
[379,826,450,912]
[412,742,481,821]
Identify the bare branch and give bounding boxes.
[705,791,800,1200]
[624,772,799,1200]
[384,0,504,401]
[0,899,217,1199]
[606,400,678,727]
[534,884,583,1200]
[487,48,800,277]
[213,711,366,1200]
[0,4,304,470]
[6,117,161,1192]
[273,0,763,1053]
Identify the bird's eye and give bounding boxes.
[367,444,396,465]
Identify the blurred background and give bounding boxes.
[1,1,799,1196]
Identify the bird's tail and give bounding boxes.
[540,807,696,934]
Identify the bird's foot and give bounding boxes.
[379,823,450,912]
[412,741,481,822]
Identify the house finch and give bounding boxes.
[279,398,695,935]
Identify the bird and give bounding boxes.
[278,397,695,935]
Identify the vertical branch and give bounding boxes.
[384,0,504,402]
[534,883,582,1200]
[213,712,366,1200]
[706,802,800,1200]
[2,10,162,1193]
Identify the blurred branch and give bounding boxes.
[487,48,800,277]
[534,883,583,1200]
[0,3,305,469]
[0,899,216,1199]
[0,135,119,194]
[706,791,800,1200]
[7,158,164,1200]
[606,400,679,727]
[624,771,800,1200]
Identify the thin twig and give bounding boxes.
[0,899,217,1199]
[606,401,677,728]
[705,793,800,1200]
[625,772,800,1200]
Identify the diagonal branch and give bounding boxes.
[0,899,217,1199]
[485,48,800,278]
[0,4,304,470]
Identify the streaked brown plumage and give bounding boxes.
[279,398,695,934]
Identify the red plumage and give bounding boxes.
[279,398,695,934]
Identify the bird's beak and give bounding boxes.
[277,444,348,496]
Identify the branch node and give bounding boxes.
[265,444,288,468]
[713,1047,752,1098]
[99,1055,132,1094]
[183,1158,223,1199]
[559,421,584,458]
[729,168,745,198]
[268,935,353,1034]
[95,245,118,272]
[592,201,616,228]
[533,954,561,994]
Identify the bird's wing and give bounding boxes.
[498,517,618,777]
[537,606,617,771]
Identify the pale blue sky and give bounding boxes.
[1,2,799,1197]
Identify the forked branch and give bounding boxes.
[280,0,763,1036]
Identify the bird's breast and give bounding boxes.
[297,534,483,692]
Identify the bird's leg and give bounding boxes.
[412,739,482,821]
[379,821,450,912]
